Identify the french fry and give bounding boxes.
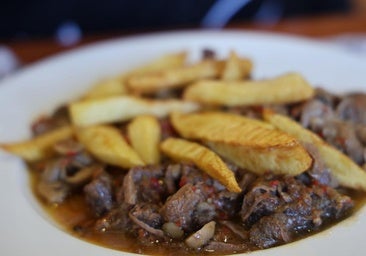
[76,125,144,168]
[83,78,127,100]
[171,112,312,175]
[221,51,252,81]
[69,95,200,126]
[127,60,223,94]
[127,115,161,165]
[263,110,366,191]
[160,138,241,193]
[0,126,73,162]
[184,73,314,106]
[171,111,274,133]
[82,52,187,99]
[125,51,187,77]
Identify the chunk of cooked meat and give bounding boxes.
[37,152,95,203]
[130,203,164,229]
[160,183,209,232]
[336,94,366,124]
[246,175,353,248]
[321,119,364,164]
[120,165,167,205]
[94,203,132,232]
[84,171,114,217]
[299,99,335,128]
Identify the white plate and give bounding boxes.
[0,31,365,256]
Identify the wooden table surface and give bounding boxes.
[2,11,366,65]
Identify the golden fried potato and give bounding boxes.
[127,115,161,165]
[160,138,241,193]
[171,112,312,175]
[171,111,274,134]
[0,125,73,162]
[221,51,252,81]
[125,51,187,77]
[127,60,223,94]
[69,95,200,126]
[76,125,144,168]
[263,110,366,191]
[82,52,187,99]
[184,73,314,106]
[83,78,127,100]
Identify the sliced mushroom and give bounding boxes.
[162,222,184,239]
[185,221,216,249]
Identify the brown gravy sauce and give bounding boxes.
[29,168,366,255]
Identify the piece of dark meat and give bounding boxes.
[159,118,178,140]
[130,203,164,229]
[238,171,257,192]
[202,48,216,60]
[178,163,242,221]
[299,99,335,128]
[212,190,241,219]
[164,164,182,194]
[336,93,366,124]
[314,88,339,107]
[240,174,282,227]
[129,203,165,237]
[192,202,217,227]
[178,164,213,187]
[160,182,210,232]
[94,203,133,232]
[321,119,364,164]
[247,175,353,249]
[119,165,167,205]
[37,152,95,203]
[84,172,114,217]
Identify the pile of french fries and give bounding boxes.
[2,50,366,193]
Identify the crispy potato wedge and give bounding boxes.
[171,111,274,134]
[83,78,127,100]
[184,73,314,106]
[76,125,144,168]
[127,115,161,165]
[263,110,366,191]
[82,52,187,99]
[125,51,187,77]
[127,60,223,94]
[160,138,241,192]
[221,51,252,81]
[0,125,73,162]
[69,95,200,126]
[171,112,312,175]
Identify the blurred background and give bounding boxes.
[0,0,362,39]
[0,0,365,76]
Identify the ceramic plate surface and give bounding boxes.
[0,30,365,256]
